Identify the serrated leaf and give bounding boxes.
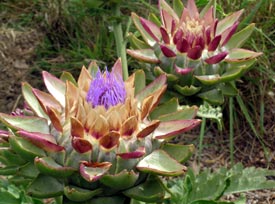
[174,85,201,96]
[225,163,275,194]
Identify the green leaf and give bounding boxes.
[22,82,49,120]
[42,71,66,107]
[200,0,215,18]
[173,0,184,17]
[27,174,64,198]
[0,114,49,134]
[225,48,262,62]
[137,150,186,176]
[66,196,126,204]
[220,60,256,83]
[9,136,46,161]
[154,66,179,82]
[174,85,201,96]
[195,75,221,85]
[35,157,76,178]
[198,89,224,105]
[19,162,39,178]
[225,163,275,194]
[134,70,146,95]
[128,33,149,50]
[167,163,275,204]
[157,106,198,122]
[64,185,102,202]
[0,192,20,204]
[0,148,27,166]
[100,170,139,190]
[123,176,165,203]
[216,10,243,35]
[60,72,77,85]
[219,83,238,96]
[150,97,179,119]
[161,143,195,163]
[131,13,158,47]
[226,23,255,49]
[148,13,162,27]
[136,74,166,102]
[127,49,159,63]
[0,166,20,175]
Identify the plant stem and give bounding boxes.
[229,97,234,166]
[113,3,129,80]
[198,115,206,166]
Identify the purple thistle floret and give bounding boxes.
[86,69,126,109]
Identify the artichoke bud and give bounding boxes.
[0,58,200,203]
[128,0,262,106]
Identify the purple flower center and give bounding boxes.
[86,69,126,109]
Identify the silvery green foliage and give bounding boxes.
[165,163,275,204]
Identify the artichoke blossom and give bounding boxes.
[128,0,262,105]
[0,59,200,203]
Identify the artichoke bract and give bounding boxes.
[128,0,262,105]
[0,59,200,203]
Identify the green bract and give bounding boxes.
[0,59,200,203]
[128,0,262,105]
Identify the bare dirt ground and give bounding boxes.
[0,27,43,113]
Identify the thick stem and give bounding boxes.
[113,4,129,80]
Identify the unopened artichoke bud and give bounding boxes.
[128,0,262,105]
[0,58,200,203]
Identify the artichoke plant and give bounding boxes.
[128,0,262,105]
[0,59,200,203]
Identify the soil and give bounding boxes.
[0,27,43,113]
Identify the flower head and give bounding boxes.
[0,59,200,202]
[128,0,262,105]
[86,68,126,109]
